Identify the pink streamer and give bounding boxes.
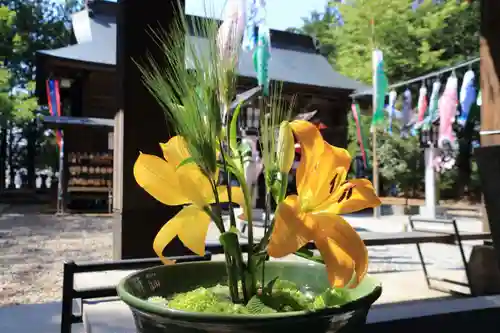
[417,86,428,122]
[437,75,458,150]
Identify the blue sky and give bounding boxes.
[186,0,328,30]
[80,0,328,30]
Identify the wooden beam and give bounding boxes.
[476,0,500,269]
[480,0,500,147]
[113,0,187,259]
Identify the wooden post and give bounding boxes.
[372,51,380,219]
[113,0,187,259]
[476,0,500,265]
[479,3,500,147]
[372,127,380,218]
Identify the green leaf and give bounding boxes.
[293,247,325,264]
[295,247,315,257]
[273,279,299,291]
[246,295,277,314]
[219,231,242,263]
[317,288,351,308]
[176,157,196,170]
[262,276,279,295]
[229,101,243,155]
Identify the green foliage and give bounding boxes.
[1,0,81,123]
[166,286,250,314]
[328,0,479,84]
[297,0,479,199]
[137,12,227,176]
[286,7,337,58]
[150,278,358,314]
[0,0,83,178]
[376,126,423,196]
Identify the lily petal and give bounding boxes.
[176,166,215,209]
[324,142,351,172]
[160,136,191,167]
[290,120,324,196]
[320,179,381,215]
[310,213,368,287]
[133,153,190,206]
[177,207,212,256]
[303,154,349,209]
[291,121,351,204]
[162,136,220,205]
[162,136,220,181]
[268,195,313,258]
[316,237,357,288]
[153,205,210,264]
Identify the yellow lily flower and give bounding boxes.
[133,136,244,264]
[268,120,381,288]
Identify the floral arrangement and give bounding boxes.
[132,1,381,313]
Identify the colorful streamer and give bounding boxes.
[371,49,389,128]
[243,0,271,95]
[243,0,263,51]
[411,0,424,11]
[401,88,413,138]
[387,90,397,135]
[423,80,441,131]
[253,26,271,95]
[328,6,344,26]
[351,103,370,169]
[46,79,63,151]
[417,85,428,122]
[437,74,458,150]
[457,69,476,128]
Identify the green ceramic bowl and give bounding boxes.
[117,260,381,333]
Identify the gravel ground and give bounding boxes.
[0,205,113,307]
[0,205,483,307]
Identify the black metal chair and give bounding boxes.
[408,216,482,296]
[60,253,212,333]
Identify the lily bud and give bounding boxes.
[277,121,295,174]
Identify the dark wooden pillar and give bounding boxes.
[476,0,500,265]
[114,0,187,259]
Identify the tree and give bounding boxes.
[286,6,339,58]
[347,112,423,197]
[327,0,479,84]
[0,0,82,189]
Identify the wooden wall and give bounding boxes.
[64,71,116,156]
[82,71,117,119]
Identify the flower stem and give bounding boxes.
[224,252,240,302]
[257,172,287,252]
[219,141,237,229]
[208,179,226,233]
[262,190,272,285]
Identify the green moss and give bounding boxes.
[166,286,249,314]
[146,279,354,315]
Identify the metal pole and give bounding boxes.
[372,50,380,218]
[370,18,381,219]
[424,144,436,219]
[372,123,380,218]
[57,134,65,215]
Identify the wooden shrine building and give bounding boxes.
[35,0,369,212]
